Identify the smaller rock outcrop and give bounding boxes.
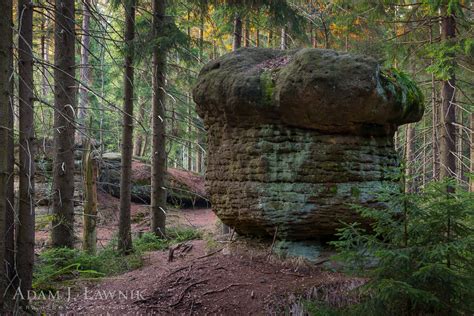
[99,153,208,207]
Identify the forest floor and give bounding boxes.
[34,189,362,315]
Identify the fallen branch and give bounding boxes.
[170,279,209,307]
[167,265,191,277]
[196,248,223,260]
[203,283,251,296]
[268,227,279,256]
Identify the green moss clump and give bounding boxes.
[380,68,424,122]
[351,186,361,198]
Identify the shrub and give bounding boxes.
[326,179,474,316]
[33,226,202,290]
[134,226,202,252]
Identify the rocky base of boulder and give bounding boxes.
[207,123,398,239]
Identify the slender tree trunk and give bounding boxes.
[0,0,13,309]
[52,0,76,248]
[82,142,97,254]
[456,110,464,183]
[40,9,48,98]
[196,130,203,174]
[422,115,427,187]
[199,1,204,59]
[133,98,146,156]
[405,124,415,193]
[151,0,167,237]
[17,0,35,296]
[439,10,456,180]
[5,0,15,291]
[309,24,317,48]
[244,17,250,47]
[268,30,273,48]
[430,24,439,181]
[280,26,287,49]
[187,104,193,171]
[77,0,91,145]
[470,112,473,192]
[255,28,260,47]
[118,0,135,253]
[322,20,330,49]
[232,14,242,51]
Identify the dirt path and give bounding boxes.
[34,192,361,315]
[45,239,360,315]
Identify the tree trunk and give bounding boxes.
[232,14,242,51]
[422,115,427,187]
[470,112,474,192]
[280,26,287,49]
[255,29,260,47]
[77,0,91,145]
[405,124,415,193]
[17,0,35,296]
[429,25,439,181]
[5,0,15,291]
[187,104,193,171]
[439,10,456,180]
[456,109,464,184]
[199,1,204,60]
[133,98,146,156]
[40,9,48,98]
[82,142,97,254]
[244,17,250,47]
[118,0,135,253]
[268,30,273,48]
[52,0,76,248]
[0,0,13,309]
[151,0,167,237]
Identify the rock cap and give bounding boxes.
[193,48,424,135]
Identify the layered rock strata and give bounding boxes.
[193,48,423,239]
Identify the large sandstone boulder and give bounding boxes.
[193,48,423,239]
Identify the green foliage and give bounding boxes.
[327,180,474,316]
[134,227,202,252]
[34,227,201,291]
[33,246,142,291]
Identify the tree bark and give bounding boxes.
[280,26,287,49]
[40,9,48,98]
[82,142,97,254]
[52,0,76,248]
[187,103,193,171]
[5,0,15,292]
[17,0,35,296]
[118,0,135,253]
[439,10,456,180]
[470,112,474,192]
[77,0,91,145]
[244,17,250,47]
[151,0,167,237]
[405,124,415,193]
[0,0,13,309]
[133,98,146,156]
[232,14,242,51]
[456,109,464,183]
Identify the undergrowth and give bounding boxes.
[34,226,201,291]
[307,179,473,316]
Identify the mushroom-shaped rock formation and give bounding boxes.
[193,48,423,240]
